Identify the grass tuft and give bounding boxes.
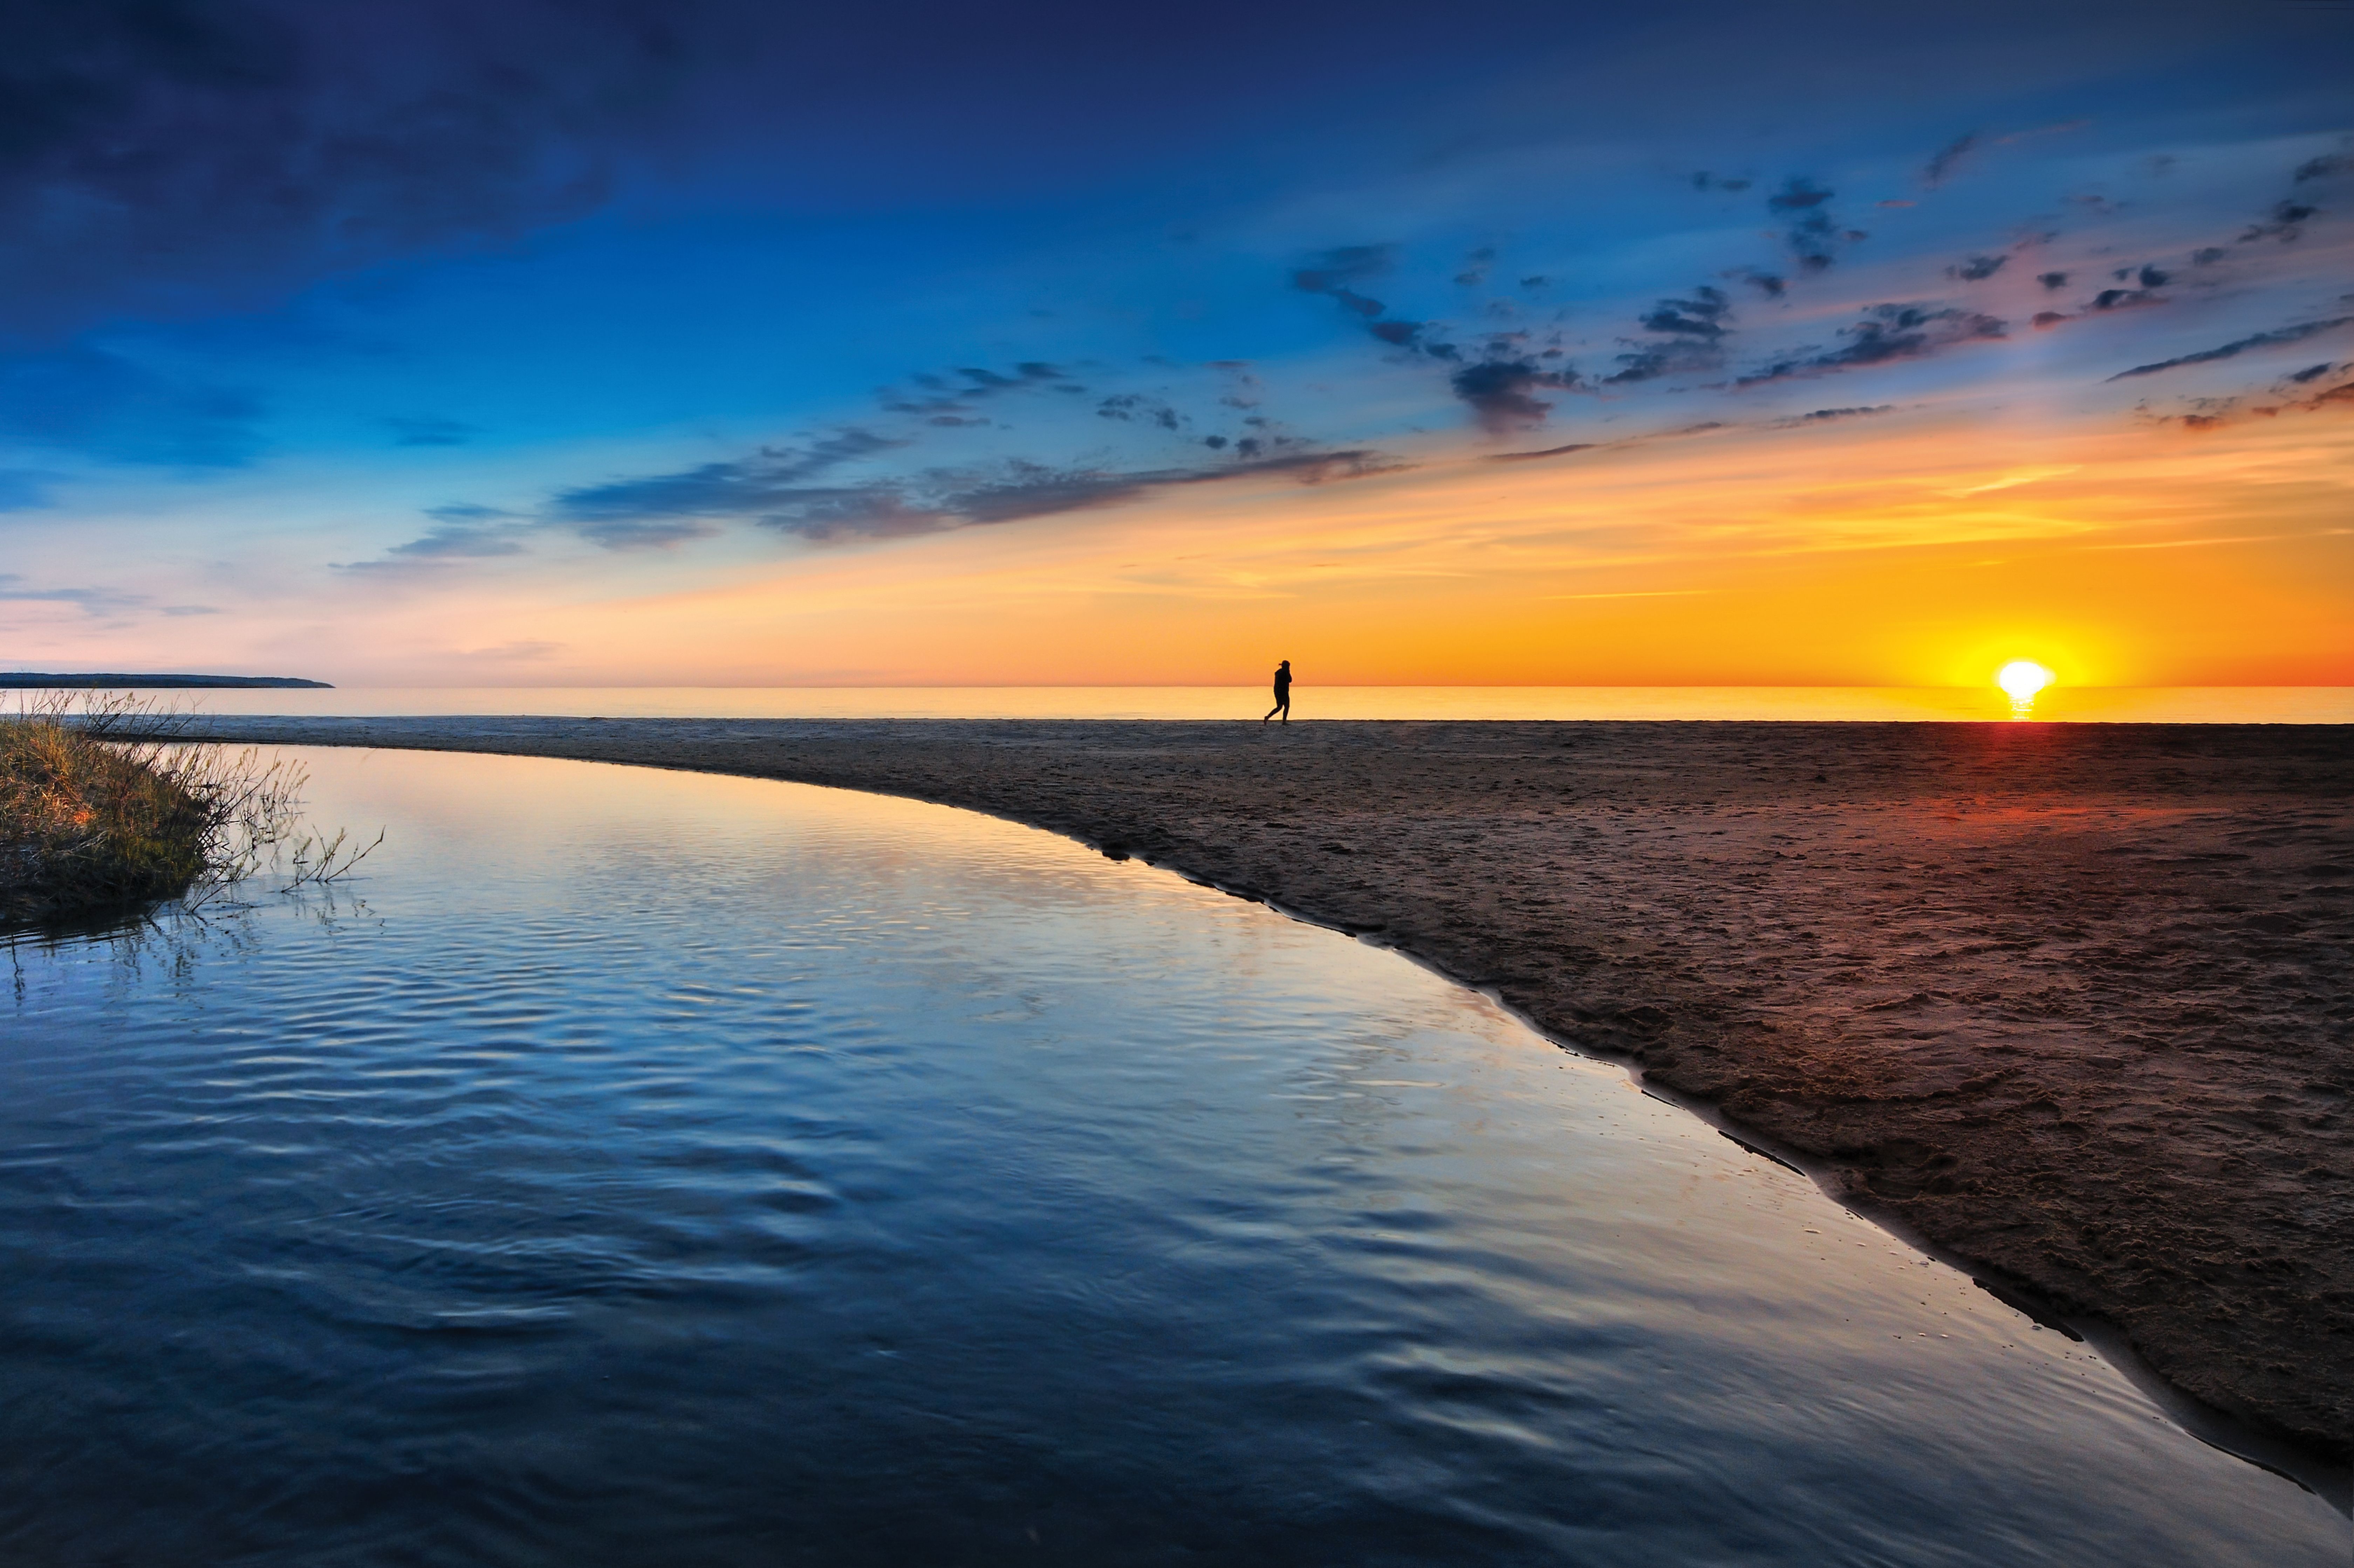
[0,694,350,928]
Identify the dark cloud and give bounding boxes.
[2239,199,2318,244]
[551,431,898,537]
[385,415,475,447]
[1735,269,1787,298]
[1923,132,1978,186]
[445,435,1403,553]
[1450,359,1578,431]
[1766,178,1860,273]
[760,449,1405,542]
[1486,442,1597,463]
[1734,303,2005,386]
[2104,315,2354,381]
[1604,285,1734,385]
[1949,254,2007,282]
[879,362,1074,422]
[1290,243,1462,359]
[1453,246,1496,287]
[359,425,911,561]
[1690,171,1750,193]
[2091,286,2164,311]
[2038,270,2070,290]
[1637,286,1732,340]
[0,344,262,466]
[1767,177,1833,213]
[2287,362,2339,384]
[1096,393,1185,431]
[1292,245,1394,317]
[2294,154,2350,184]
[1786,405,1894,423]
[2190,247,2226,266]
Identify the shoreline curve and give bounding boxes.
[171,714,2354,1474]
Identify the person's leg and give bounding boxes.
[1262,702,1279,722]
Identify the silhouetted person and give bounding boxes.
[1262,659,1292,724]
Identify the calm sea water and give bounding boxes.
[2,751,2342,1566]
[11,684,2354,722]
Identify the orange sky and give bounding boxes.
[290,400,2354,687]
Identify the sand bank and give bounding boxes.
[187,715,2352,1459]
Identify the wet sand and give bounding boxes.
[186,715,2353,1459]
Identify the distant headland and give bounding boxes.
[0,673,333,689]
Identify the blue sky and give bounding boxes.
[2,0,2350,682]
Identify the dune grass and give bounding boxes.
[0,696,321,927]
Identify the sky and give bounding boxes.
[2,0,2350,687]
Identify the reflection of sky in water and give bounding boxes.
[4,750,2343,1565]
[12,685,2354,722]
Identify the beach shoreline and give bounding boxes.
[177,715,2354,1464]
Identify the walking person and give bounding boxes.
[1262,659,1292,724]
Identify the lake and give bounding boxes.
[2,749,2342,1564]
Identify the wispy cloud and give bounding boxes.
[1735,303,2005,386]
[2105,315,2354,381]
[0,573,146,615]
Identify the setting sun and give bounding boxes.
[1996,661,2056,702]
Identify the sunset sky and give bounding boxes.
[3,0,2349,687]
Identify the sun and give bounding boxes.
[1996,660,2055,702]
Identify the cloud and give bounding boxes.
[1453,246,1495,287]
[1487,442,1598,463]
[2104,315,2354,381]
[1780,404,1895,424]
[1690,171,1750,192]
[2143,370,2354,432]
[759,449,1406,542]
[1290,243,1464,361]
[2293,154,2350,184]
[0,573,144,615]
[1637,286,1732,340]
[361,504,534,563]
[0,344,262,466]
[1766,178,1861,273]
[2238,199,2319,244]
[1604,285,1734,385]
[878,363,1076,423]
[2037,271,2070,290]
[1734,303,2005,386]
[1734,268,1786,298]
[385,415,475,447]
[2287,362,2341,384]
[1922,132,1978,186]
[1291,244,1395,319]
[548,428,904,545]
[1948,254,2007,282]
[1449,359,1578,431]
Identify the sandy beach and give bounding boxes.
[184,715,2354,1460]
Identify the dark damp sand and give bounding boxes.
[189,715,2354,1459]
